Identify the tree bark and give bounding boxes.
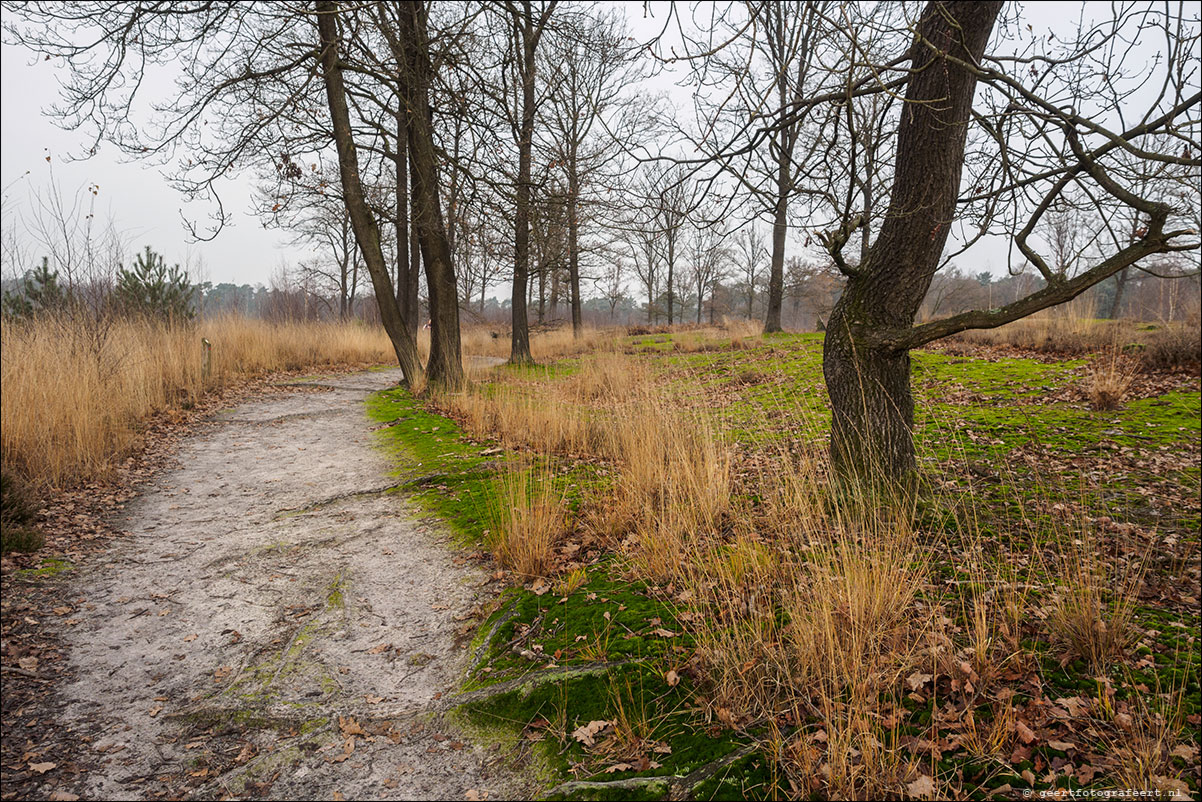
[765,172,788,333]
[407,160,421,336]
[509,2,538,365]
[1108,267,1130,319]
[315,0,423,386]
[822,0,1002,484]
[567,168,583,336]
[666,233,675,325]
[398,0,463,390]
[394,108,410,319]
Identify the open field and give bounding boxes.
[362,321,1200,800]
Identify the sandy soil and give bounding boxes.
[45,369,530,801]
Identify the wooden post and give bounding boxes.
[201,338,212,382]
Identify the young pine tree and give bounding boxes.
[114,246,196,321]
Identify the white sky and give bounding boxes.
[0,37,305,286]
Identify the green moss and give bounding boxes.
[13,556,71,578]
[325,573,347,609]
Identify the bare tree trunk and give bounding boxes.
[823,0,1001,484]
[567,172,583,336]
[666,237,675,325]
[509,3,539,365]
[394,109,410,319]
[537,259,546,324]
[408,169,421,335]
[399,0,463,390]
[316,0,423,386]
[1108,267,1130,319]
[550,266,560,319]
[765,169,788,332]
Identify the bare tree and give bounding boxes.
[687,217,730,325]
[495,0,558,363]
[736,224,767,321]
[541,6,647,336]
[597,256,627,321]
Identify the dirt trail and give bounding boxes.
[49,368,528,801]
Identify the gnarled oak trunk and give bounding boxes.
[823,0,1002,483]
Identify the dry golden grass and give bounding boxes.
[445,383,596,456]
[959,701,1016,762]
[1046,533,1142,673]
[1,314,394,487]
[1088,349,1139,410]
[486,462,566,578]
[1103,693,1192,798]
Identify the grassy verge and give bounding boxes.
[368,324,1199,800]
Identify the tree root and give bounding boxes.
[441,658,646,711]
[541,742,759,802]
[545,776,670,799]
[272,483,405,518]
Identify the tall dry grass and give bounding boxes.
[437,350,733,579]
[1087,348,1139,410]
[486,461,566,578]
[1,314,395,487]
[427,326,1178,797]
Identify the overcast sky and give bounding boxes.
[0,31,306,286]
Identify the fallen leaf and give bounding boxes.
[1015,720,1037,745]
[906,775,937,798]
[339,715,367,737]
[368,643,392,655]
[605,763,633,773]
[148,705,163,718]
[18,657,38,672]
[48,793,79,801]
[53,606,72,616]
[1046,740,1074,751]
[183,633,198,642]
[28,762,56,774]
[464,790,488,801]
[906,671,933,691]
[571,720,609,747]
[364,695,384,705]
[652,628,677,638]
[330,737,355,763]
[530,578,550,596]
[332,793,346,801]
[665,670,680,687]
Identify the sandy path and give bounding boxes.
[53,369,526,801]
